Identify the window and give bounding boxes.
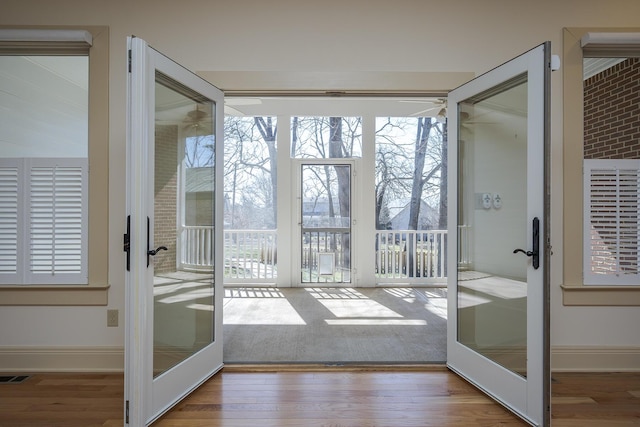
[0,27,109,305]
[562,28,640,305]
[0,53,89,285]
[582,38,640,288]
[291,116,362,159]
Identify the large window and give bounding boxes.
[0,53,88,285]
[562,28,640,305]
[582,44,640,287]
[374,117,446,231]
[0,27,108,304]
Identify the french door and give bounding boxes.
[297,161,353,285]
[125,37,224,425]
[447,43,551,426]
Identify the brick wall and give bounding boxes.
[584,58,640,159]
[154,125,178,274]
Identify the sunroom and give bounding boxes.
[172,95,450,288]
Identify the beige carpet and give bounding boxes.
[223,287,447,364]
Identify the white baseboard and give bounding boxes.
[0,346,124,373]
[0,345,637,373]
[551,346,640,372]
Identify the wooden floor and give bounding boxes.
[0,367,638,426]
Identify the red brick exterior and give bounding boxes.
[584,58,640,159]
[154,125,178,274]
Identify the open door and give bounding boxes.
[447,42,551,426]
[125,36,224,425]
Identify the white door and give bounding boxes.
[447,42,551,426]
[125,36,224,426]
[298,161,353,285]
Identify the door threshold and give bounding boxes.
[222,362,447,372]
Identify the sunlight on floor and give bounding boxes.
[325,319,427,325]
[223,288,306,325]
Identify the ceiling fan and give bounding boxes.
[400,98,447,119]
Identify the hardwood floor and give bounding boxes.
[0,368,638,426]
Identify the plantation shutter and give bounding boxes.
[584,159,640,285]
[0,158,87,285]
[0,163,21,283]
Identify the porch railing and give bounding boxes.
[181,227,460,284]
[224,229,277,283]
[374,230,447,283]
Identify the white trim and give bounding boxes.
[0,345,636,374]
[0,346,124,372]
[552,346,640,372]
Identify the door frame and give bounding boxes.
[293,158,357,287]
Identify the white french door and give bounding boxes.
[125,36,224,425]
[447,43,551,426]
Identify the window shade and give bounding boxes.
[0,29,92,55]
[584,159,640,285]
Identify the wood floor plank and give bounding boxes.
[0,370,638,426]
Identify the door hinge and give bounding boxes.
[125,400,129,424]
[128,49,132,73]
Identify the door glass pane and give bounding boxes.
[301,164,351,283]
[153,73,216,377]
[457,74,528,378]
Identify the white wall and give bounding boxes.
[1,0,640,371]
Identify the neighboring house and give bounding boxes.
[386,200,439,230]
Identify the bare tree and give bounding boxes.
[224,116,277,229]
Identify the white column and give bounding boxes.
[276,115,294,287]
[357,114,377,287]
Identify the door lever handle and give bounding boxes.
[513,249,535,257]
[146,216,168,267]
[148,246,168,256]
[512,217,540,269]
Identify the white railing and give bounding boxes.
[224,229,277,283]
[181,227,462,285]
[181,226,214,270]
[375,230,447,283]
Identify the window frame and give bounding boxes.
[562,27,640,305]
[0,26,109,305]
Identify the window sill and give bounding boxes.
[0,284,109,306]
[561,284,640,306]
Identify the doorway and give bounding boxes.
[299,162,352,285]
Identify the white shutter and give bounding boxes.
[584,159,640,285]
[26,158,87,284]
[0,162,22,284]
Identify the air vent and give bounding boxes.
[0,375,29,384]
